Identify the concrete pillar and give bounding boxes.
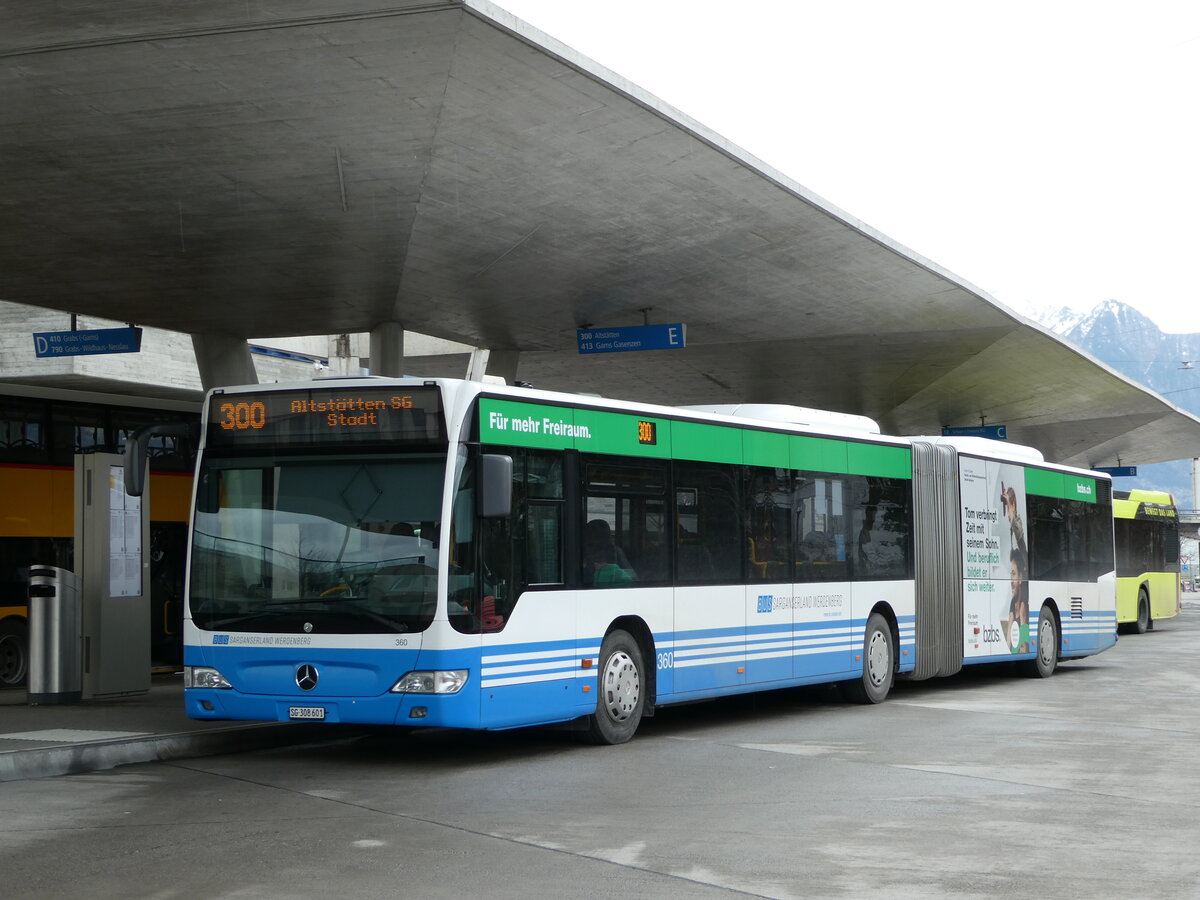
[369,322,405,377]
[486,350,521,385]
[466,348,490,382]
[192,333,257,390]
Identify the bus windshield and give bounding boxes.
[189,452,447,635]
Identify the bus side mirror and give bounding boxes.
[479,453,513,518]
[123,422,199,497]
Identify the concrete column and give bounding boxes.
[486,350,521,385]
[192,333,257,390]
[369,322,405,377]
[466,348,490,382]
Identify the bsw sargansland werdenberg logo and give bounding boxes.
[295,664,319,691]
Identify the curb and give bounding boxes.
[0,723,366,782]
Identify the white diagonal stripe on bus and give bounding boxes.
[481,670,588,688]
[481,659,580,677]
[482,652,585,667]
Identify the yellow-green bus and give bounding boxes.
[1113,489,1180,633]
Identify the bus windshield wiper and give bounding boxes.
[206,611,277,629]
[257,595,413,633]
[206,596,413,634]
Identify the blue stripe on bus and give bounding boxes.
[188,610,1052,730]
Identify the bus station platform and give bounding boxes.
[0,674,359,782]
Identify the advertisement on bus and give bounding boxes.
[960,457,1028,659]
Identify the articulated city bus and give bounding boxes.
[1113,489,1180,633]
[161,377,1117,743]
[0,385,197,686]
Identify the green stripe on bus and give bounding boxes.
[672,420,743,464]
[791,434,846,473]
[742,429,790,468]
[479,398,913,479]
[574,407,671,457]
[1025,467,1098,503]
[479,399,577,449]
[849,442,912,479]
[480,398,670,456]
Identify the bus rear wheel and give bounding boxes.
[840,612,894,704]
[586,629,644,745]
[0,618,29,688]
[1134,588,1151,634]
[1023,603,1058,678]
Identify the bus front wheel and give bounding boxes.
[1024,604,1058,678]
[586,629,644,745]
[1134,588,1151,634]
[0,618,29,688]
[840,612,894,704]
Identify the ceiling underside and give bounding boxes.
[2,0,1197,468]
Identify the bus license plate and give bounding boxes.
[289,706,325,720]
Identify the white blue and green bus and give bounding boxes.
[138,377,1117,743]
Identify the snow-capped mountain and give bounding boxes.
[1032,305,1086,337]
[1037,300,1199,506]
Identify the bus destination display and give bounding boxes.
[207,387,445,446]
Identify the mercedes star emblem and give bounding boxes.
[295,664,319,691]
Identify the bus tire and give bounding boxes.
[1134,588,1151,634]
[586,629,644,745]
[1024,603,1058,678]
[0,618,29,688]
[840,612,894,704]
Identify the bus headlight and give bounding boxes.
[184,666,232,690]
[390,670,469,694]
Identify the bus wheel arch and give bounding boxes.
[585,623,650,745]
[1023,600,1060,678]
[0,616,29,688]
[606,615,656,713]
[1134,585,1152,634]
[840,605,897,704]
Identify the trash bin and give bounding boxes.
[27,565,81,705]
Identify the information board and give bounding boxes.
[33,326,142,357]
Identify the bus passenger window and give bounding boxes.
[582,459,667,588]
[674,462,741,585]
[850,476,912,580]
[745,467,793,582]
[794,474,848,582]
[584,518,635,586]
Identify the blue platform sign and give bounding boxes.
[577,324,686,354]
[942,424,1007,440]
[33,327,142,358]
[1093,465,1137,477]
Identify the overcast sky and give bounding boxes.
[497,1,1200,334]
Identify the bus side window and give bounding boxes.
[582,459,667,588]
[523,450,564,585]
[0,397,46,464]
[459,448,567,632]
[794,474,848,582]
[745,466,793,582]
[674,462,741,585]
[850,475,913,580]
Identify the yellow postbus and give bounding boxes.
[0,385,197,686]
[1112,489,1180,633]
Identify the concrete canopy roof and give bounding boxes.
[3,0,1198,468]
